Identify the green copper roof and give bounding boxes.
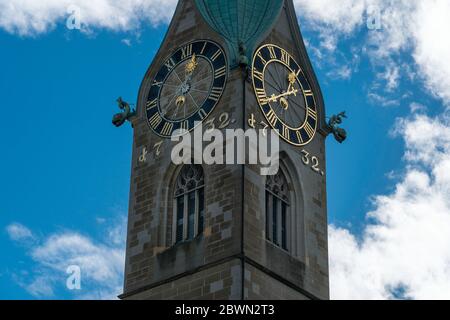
[195,0,283,68]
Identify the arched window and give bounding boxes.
[173,165,205,244]
[265,170,290,251]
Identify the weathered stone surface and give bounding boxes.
[121,0,329,301]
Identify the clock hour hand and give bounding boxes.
[267,70,301,103]
[266,88,299,103]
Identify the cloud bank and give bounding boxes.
[294,0,450,105]
[0,0,177,36]
[6,217,126,299]
[330,111,450,300]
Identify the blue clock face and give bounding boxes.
[146,40,228,138]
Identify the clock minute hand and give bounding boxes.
[287,70,301,92]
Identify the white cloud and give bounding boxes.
[294,0,366,50]
[1,0,449,105]
[367,92,400,107]
[0,0,177,36]
[330,111,450,300]
[25,276,56,297]
[32,233,124,284]
[6,223,34,242]
[121,38,132,47]
[294,0,450,105]
[412,0,450,103]
[8,218,126,299]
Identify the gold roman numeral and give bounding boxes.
[308,107,317,120]
[296,131,304,144]
[181,44,193,59]
[282,125,290,140]
[146,99,157,110]
[215,66,226,79]
[161,122,174,136]
[304,122,315,139]
[149,113,162,128]
[280,49,290,65]
[211,50,222,62]
[303,89,313,97]
[266,109,278,127]
[267,45,277,59]
[257,51,267,65]
[253,69,264,82]
[255,88,268,105]
[209,87,222,102]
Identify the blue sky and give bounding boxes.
[1,0,449,300]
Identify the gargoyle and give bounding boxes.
[327,112,348,143]
[112,97,136,127]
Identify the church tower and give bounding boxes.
[119,0,330,300]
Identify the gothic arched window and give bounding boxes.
[265,170,290,251]
[173,165,205,244]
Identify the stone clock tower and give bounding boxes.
[119,0,330,300]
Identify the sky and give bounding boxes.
[0,0,449,300]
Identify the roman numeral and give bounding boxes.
[303,90,313,97]
[146,98,157,110]
[253,69,264,82]
[209,87,222,102]
[296,130,304,144]
[198,109,207,120]
[280,49,290,65]
[255,88,268,105]
[257,52,267,65]
[282,126,290,140]
[153,80,163,87]
[200,42,208,55]
[215,66,226,79]
[266,109,278,127]
[180,120,189,131]
[308,107,317,120]
[211,50,222,62]
[267,46,277,59]
[181,44,193,59]
[304,122,315,139]
[165,57,176,71]
[149,113,162,128]
[161,122,174,136]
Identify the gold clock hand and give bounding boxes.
[287,70,301,93]
[176,96,186,109]
[266,88,299,103]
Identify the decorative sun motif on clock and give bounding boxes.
[252,44,318,146]
[145,40,228,138]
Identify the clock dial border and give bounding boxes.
[252,44,318,147]
[145,39,228,138]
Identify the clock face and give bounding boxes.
[145,40,228,138]
[252,44,318,146]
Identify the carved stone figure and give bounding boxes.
[112,97,136,127]
[328,112,348,143]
